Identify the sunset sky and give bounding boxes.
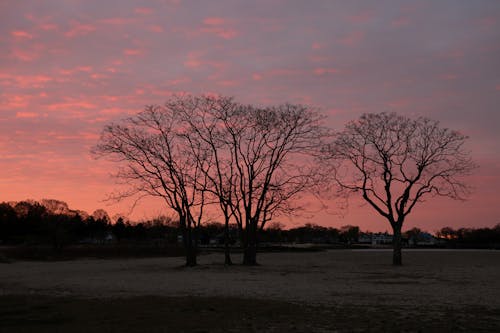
[1,0,499,232]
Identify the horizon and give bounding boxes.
[1,1,499,232]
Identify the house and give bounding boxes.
[372,232,393,245]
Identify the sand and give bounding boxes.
[2,249,500,309]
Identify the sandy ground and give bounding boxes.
[1,249,500,309]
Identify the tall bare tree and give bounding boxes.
[93,105,209,266]
[95,94,329,266]
[218,103,328,265]
[326,112,476,265]
[163,95,329,265]
[167,95,240,265]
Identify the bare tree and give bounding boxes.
[218,103,328,265]
[93,105,210,266]
[167,95,240,265]
[164,95,329,265]
[326,112,476,265]
[94,94,329,266]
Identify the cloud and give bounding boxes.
[203,17,226,26]
[123,49,143,56]
[134,7,153,15]
[147,25,164,33]
[201,17,238,39]
[184,52,202,68]
[65,22,96,38]
[0,74,52,88]
[16,112,39,118]
[11,30,33,39]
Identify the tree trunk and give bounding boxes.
[181,217,197,267]
[392,225,403,266]
[243,243,257,265]
[243,225,258,265]
[185,244,197,267]
[224,220,232,265]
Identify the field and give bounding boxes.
[1,249,500,332]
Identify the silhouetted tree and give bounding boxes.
[325,112,476,265]
[405,227,423,246]
[171,95,240,265]
[93,103,210,266]
[213,100,328,265]
[339,225,359,244]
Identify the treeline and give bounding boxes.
[0,200,179,249]
[2,200,500,254]
[0,199,358,250]
[436,226,500,248]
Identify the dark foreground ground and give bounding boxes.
[1,250,500,332]
[1,294,498,333]
[2,293,500,333]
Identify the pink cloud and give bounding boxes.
[202,27,237,39]
[59,66,93,76]
[47,100,96,111]
[0,95,30,109]
[203,17,226,26]
[252,73,262,81]
[100,107,136,115]
[134,7,153,15]
[311,42,324,50]
[16,112,39,118]
[201,17,238,39]
[0,74,52,88]
[90,73,108,80]
[216,80,239,87]
[123,49,143,56]
[10,48,40,62]
[184,52,202,68]
[168,76,191,86]
[496,85,500,91]
[65,22,96,38]
[147,25,164,33]
[11,30,33,39]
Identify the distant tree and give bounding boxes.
[112,217,127,242]
[436,226,457,240]
[40,199,70,215]
[0,203,17,243]
[92,209,111,224]
[405,227,423,246]
[339,225,359,244]
[325,113,476,265]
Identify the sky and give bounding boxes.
[1,0,499,232]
